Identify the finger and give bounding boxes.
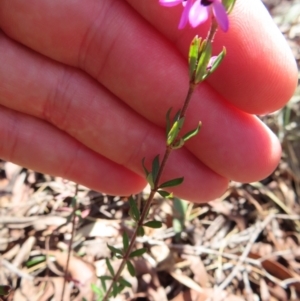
[0,0,297,115]
[0,106,146,196]
[126,0,298,114]
[0,1,283,182]
[0,34,228,202]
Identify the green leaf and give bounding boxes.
[166,108,172,139]
[146,172,155,189]
[157,190,173,198]
[173,198,188,236]
[195,39,212,84]
[0,285,11,296]
[222,0,236,13]
[100,278,107,292]
[118,278,132,288]
[159,177,184,189]
[137,226,145,237]
[122,232,129,252]
[99,275,112,292]
[173,218,183,234]
[151,155,160,184]
[129,248,147,258]
[143,220,163,228]
[203,47,226,80]
[128,195,140,222]
[189,36,201,80]
[167,117,185,145]
[174,198,188,219]
[126,260,136,277]
[112,282,118,297]
[105,258,115,277]
[182,122,202,142]
[141,157,149,177]
[116,283,125,295]
[107,244,123,256]
[91,283,103,295]
[26,255,46,267]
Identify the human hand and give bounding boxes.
[0,0,297,202]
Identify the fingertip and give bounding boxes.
[211,0,298,114]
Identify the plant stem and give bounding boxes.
[180,83,196,119]
[207,18,218,42]
[102,84,197,301]
[61,184,78,301]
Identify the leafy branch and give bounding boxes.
[100,3,235,299]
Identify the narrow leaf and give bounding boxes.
[166,108,172,139]
[159,177,184,189]
[182,122,202,142]
[167,117,185,145]
[112,283,118,297]
[129,248,147,258]
[126,260,136,276]
[119,278,132,288]
[137,226,145,237]
[116,283,125,295]
[100,275,112,281]
[146,172,155,189]
[122,232,129,252]
[107,244,123,256]
[195,40,212,84]
[173,197,188,219]
[189,36,201,80]
[26,255,46,267]
[105,258,115,277]
[128,195,140,221]
[157,190,174,198]
[151,155,160,184]
[141,157,149,177]
[91,283,103,295]
[99,275,112,293]
[173,218,183,234]
[144,220,163,228]
[203,47,226,80]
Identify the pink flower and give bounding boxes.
[159,0,229,31]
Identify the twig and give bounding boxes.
[0,258,34,280]
[101,21,220,300]
[61,183,79,301]
[208,214,274,300]
[102,84,199,301]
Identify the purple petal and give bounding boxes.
[189,1,209,28]
[178,0,193,29]
[159,0,183,7]
[212,1,229,31]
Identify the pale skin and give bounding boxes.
[0,0,297,202]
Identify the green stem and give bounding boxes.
[180,83,196,119]
[102,50,200,301]
[207,18,218,42]
[101,148,172,301]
